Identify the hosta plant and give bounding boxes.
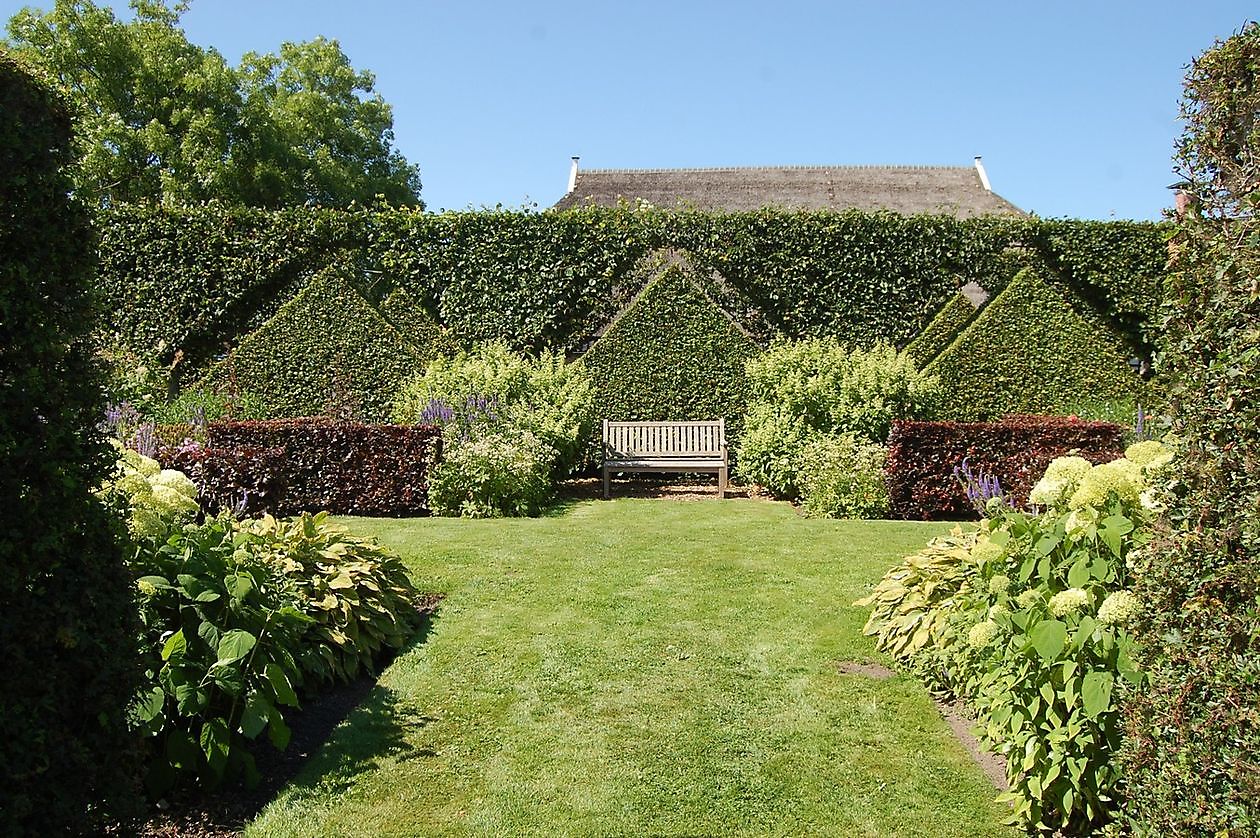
[238,512,422,684]
[857,440,1170,833]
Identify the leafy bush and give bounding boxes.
[739,339,939,501]
[150,385,268,427]
[236,513,422,684]
[797,435,890,519]
[580,253,763,462]
[427,430,554,518]
[206,419,442,516]
[884,417,1125,520]
[128,516,311,794]
[1,52,141,832]
[858,444,1170,832]
[1119,23,1260,833]
[204,264,432,421]
[126,505,424,794]
[393,341,595,474]
[928,266,1146,420]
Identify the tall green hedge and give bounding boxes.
[0,53,140,833]
[581,252,762,453]
[92,204,1169,370]
[378,286,458,356]
[1119,24,1260,832]
[204,265,430,421]
[928,266,1143,420]
[903,291,978,367]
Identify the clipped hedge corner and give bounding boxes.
[581,251,762,455]
[379,286,459,356]
[904,291,978,367]
[204,266,430,421]
[928,266,1144,420]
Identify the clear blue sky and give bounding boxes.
[4,0,1255,218]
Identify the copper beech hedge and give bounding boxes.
[885,416,1125,520]
[195,419,443,516]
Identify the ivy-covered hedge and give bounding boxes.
[885,417,1125,519]
[206,419,442,516]
[378,287,458,356]
[1119,24,1260,832]
[1,53,140,832]
[580,251,763,456]
[928,266,1145,420]
[93,205,1170,371]
[203,265,433,422]
[903,292,977,367]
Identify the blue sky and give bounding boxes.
[4,1,1255,218]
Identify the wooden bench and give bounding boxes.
[602,419,728,499]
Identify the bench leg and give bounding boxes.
[603,467,611,500]
[717,466,728,499]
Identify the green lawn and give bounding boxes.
[246,499,1012,837]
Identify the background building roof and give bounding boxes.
[553,162,1025,217]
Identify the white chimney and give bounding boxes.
[567,156,580,193]
[974,156,992,192]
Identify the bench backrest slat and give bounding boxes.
[603,419,726,458]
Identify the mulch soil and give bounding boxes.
[126,594,443,838]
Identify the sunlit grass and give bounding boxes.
[246,500,1012,837]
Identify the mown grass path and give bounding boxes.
[247,500,1012,837]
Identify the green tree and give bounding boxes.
[4,0,422,208]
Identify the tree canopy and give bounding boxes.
[4,0,423,208]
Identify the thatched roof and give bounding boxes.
[553,164,1024,217]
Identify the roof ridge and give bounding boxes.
[579,164,974,175]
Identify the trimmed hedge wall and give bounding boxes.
[93,205,1169,370]
[379,287,458,356]
[929,266,1144,420]
[206,419,442,516]
[159,445,288,517]
[204,266,431,421]
[885,417,1125,519]
[580,252,762,453]
[1,53,140,832]
[903,292,977,367]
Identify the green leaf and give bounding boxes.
[241,694,271,739]
[199,718,231,779]
[216,629,257,665]
[174,681,207,715]
[165,730,200,769]
[135,686,166,723]
[1036,533,1060,556]
[1081,671,1114,718]
[161,629,187,661]
[1030,620,1067,662]
[265,662,299,707]
[1067,558,1090,588]
[225,572,254,601]
[268,712,292,751]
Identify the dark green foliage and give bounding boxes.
[204,266,428,421]
[96,204,360,373]
[928,266,1144,420]
[1120,24,1260,832]
[0,52,140,832]
[581,253,762,454]
[904,292,979,367]
[93,204,1170,372]
[378,287,458,356]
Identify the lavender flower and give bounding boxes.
[953,457,1006,515]
[418,398,456,425]
[131,422,158,459]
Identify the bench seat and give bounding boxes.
[602,419,728,499]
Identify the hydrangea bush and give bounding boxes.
[857,440,1172,833]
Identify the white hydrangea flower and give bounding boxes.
[1124,440,1174,472]
[1097,590,1141,626]
[1016,588,1043,609]
[970,538,1004,566]
[988,574,1012,596]
[968,620,1002,649]
[1049,588,1091,617]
